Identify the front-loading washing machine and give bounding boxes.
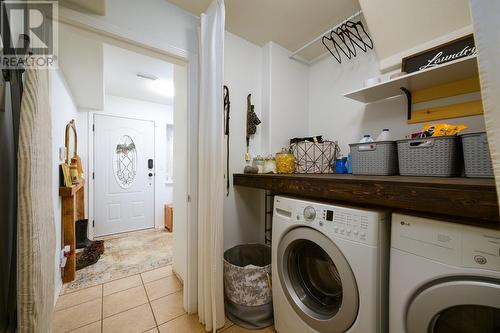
[390,213,500,333]
[272,196,390,333]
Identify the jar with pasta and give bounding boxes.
[275,148,295,174]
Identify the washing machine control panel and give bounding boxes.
[294,204,381,246]
[324,209,372,244]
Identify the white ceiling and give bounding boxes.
[167,0,361,61]
[103,44,174,105]
[60,0,107,15]
[359,0,472,70]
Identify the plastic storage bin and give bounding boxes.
[397,136,461,177]
[461,132,494,178]
[349,141,398,175]
[224,244,273,329]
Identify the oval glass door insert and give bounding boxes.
[113,135,137,188]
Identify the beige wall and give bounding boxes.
[59,23,104,111]
[359,0,472,71]
[51,70,87,299]
[223,32,265,251]
[172,64,189,282]
[222,34,310,251]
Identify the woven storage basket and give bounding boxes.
[397,136,461,177]
[461,132,494,178]
[290,141,339,173]
[349,141,398,175]
[224,244,273,329]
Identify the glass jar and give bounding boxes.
[275,148,295,174]
[252,155,265,173]
[263,155,276,174]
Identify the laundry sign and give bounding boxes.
[402,34,476,73]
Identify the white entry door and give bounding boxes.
[94,114,155,236]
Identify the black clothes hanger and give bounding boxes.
[329,30,352,59]
[322,35,342,63]
[350,20,373,50]
[322,19,374,64]
[334,26,356,58]
[341,21,368,52]
[322,29,353,64]
[322,28,354,63]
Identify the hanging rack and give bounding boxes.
[289,10,363,63]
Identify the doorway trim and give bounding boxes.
[56,7,199,313]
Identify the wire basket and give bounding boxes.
[397,136,461,177]
[290,141,340,173]
[461,132,494,178]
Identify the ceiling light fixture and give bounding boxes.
[136,72,158,81]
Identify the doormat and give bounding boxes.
[62,228,173,293]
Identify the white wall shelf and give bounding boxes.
[343,55,479,103]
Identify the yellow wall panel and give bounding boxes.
[412,77,481,104]
[408,100,483,124]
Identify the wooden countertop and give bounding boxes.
[233,173,499,226]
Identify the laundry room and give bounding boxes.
[218,0,500,333]
[2,0,499,332]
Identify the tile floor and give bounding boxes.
[53,264,276,333]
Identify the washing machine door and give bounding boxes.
[406,279,500,333]
[277,226,359,333]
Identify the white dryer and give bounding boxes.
[272,196,390,333]
[390,213,500,333]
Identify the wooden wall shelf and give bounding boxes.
[59,180,85,283]
[233,173,499,227]
[59,180,85,197]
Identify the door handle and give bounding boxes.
[148,159,154,169]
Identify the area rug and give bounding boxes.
[62,228,173,293]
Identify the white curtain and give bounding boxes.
[470,1,500,205]
[198,0,226,332]
[17,66,55,332]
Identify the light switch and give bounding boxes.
[59,147,66,161]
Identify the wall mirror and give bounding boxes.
[65,119,77,164]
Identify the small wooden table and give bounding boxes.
[59,180,85,283]
[164,204,173,232]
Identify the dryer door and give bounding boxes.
[277,227,359,333]
[406,279,500,333]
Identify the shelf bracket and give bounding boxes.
[400,87,412,120]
